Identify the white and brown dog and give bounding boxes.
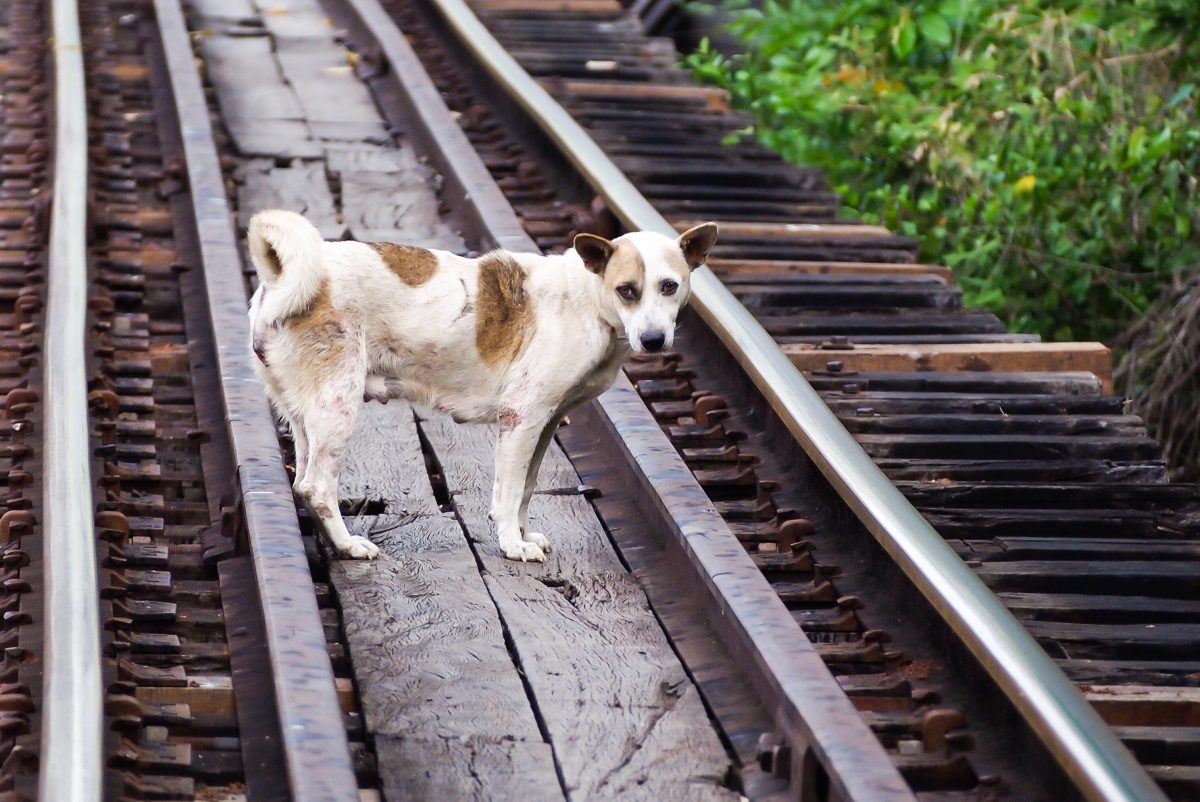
[247,209,717,561]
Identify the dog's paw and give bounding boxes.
[523,531,552,553]
[363,375,391,404]
[338,535,381,560]
[502,540,547,563]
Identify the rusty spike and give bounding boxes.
[921,708,968,752]
[0,511,35,544]
[88,388,120,415]
[96,510,130,543]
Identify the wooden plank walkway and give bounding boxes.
[334,405,561,798]
[422,417,734,799]
[187,0,739,797]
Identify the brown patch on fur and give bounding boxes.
[659,247,691,280]
[371,242,438,286]
[284,279,350,373]
[315,503,334,518]
[604,241,645,297]
[476,253,533,366]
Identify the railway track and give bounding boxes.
[3,0,1197,799]
[4,0,373,798]
[329,0,1197,798]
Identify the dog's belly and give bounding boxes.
[383,377,499,423]
[366,340,502,423]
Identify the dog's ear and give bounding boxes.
[574,233,615,275]
[677,222,719,270]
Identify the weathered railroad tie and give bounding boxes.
[184,0,748,798]
[0,0,48,795]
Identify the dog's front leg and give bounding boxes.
[515,416,561,556]
[490,414,552,562]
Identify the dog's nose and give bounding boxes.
[640,331,666,352]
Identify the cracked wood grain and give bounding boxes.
[421,414,738,800]
[331,403,562,799]
[235,159,343,240]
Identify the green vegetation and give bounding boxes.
[686,0,1200,343]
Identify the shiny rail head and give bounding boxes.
[39,0,104,800]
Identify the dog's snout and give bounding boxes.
[640,331,666,352]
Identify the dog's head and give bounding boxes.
[574,222,718,353]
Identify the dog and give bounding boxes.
[246,209,717,561]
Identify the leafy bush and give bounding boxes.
[686,0,1200,342]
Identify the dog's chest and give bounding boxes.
[558,343,627,412]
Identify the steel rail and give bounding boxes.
[150,0,361,799]
[418,1,1169,799]
[39,0,103,800]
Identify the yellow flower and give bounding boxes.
[1014,174,1037,194]
[827,66,869,87]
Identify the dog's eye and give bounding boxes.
[616,283,639,302]
[660,279,679,296]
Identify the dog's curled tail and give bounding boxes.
[248,209,326,320]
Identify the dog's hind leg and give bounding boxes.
[286,412,309,486]
[516,415,561,555]
[295,384,380,560]
[490,410,554,562]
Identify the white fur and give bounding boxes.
[613,231,693,350]
[247,210,715,561]
[248,210,326,322]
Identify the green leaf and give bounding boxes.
[917,14,953,47]
[683,0,1200,348]
[891,12,916,59]
[1167,83,1195,110]
[1126,125,1147,163]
